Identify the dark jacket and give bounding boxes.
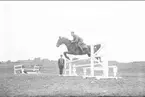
[72,34,83,43]
[58,58,65,66]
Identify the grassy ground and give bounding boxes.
[0,62,145,97]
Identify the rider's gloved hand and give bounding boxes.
[71,41,75,43]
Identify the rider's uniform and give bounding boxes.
[72,34,86,51]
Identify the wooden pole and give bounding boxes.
[64,59,68,76]
[69,61,72,76]
[91,45,94,77]
[103,49,108,78]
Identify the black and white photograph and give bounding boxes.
[0,1,145,97]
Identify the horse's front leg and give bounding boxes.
[63,52,70,60]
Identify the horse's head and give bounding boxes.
[56,36,70,47]
[56,36,63,47]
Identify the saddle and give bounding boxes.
[72,41,88,50]
[80,42,88,49]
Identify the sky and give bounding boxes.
[0,1,145,62]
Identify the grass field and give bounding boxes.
[0,61,145,97]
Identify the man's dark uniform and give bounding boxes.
[58,56,65,75]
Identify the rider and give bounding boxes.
[71,31,87,52]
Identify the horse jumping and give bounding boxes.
[56,36,101,60]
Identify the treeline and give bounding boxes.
[0,57,57,67]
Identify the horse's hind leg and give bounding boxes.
[87,53,91,57]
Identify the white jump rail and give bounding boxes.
[24,66,40,71]
[14,65,24,74]
[65,58,91,63]
[14,65,40,74]
[82,65,118,79]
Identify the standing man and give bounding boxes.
[58,55,65,76]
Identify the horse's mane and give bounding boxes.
[61,37,71,42]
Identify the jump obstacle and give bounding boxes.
[14,65,40,74]
[63,44,121,79]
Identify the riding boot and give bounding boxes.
[80,46,84,52]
